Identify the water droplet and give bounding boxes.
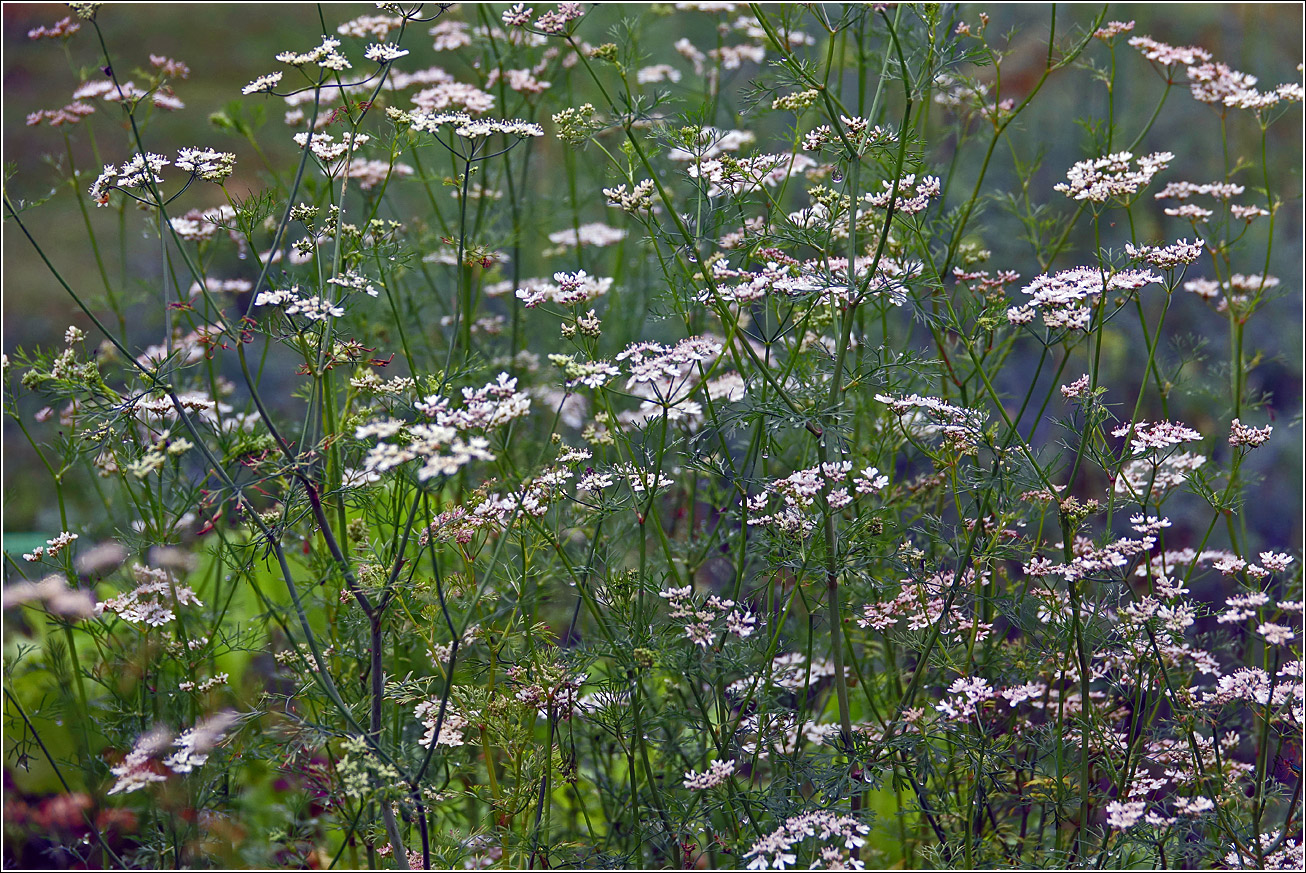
[832,167,845,183]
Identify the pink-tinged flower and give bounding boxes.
[742,811,869,871]
[414,700,469,748]
[1165,203,1214,221]
[1015,266,1160,330]
[1112,420,1203,454]
[28,16,81,40]
[108,728,172,795]
[1105,799,1147,829]
[1187,61,1269,109]
[683,759,736,790]
[1001,682,1046,706]
[863,173,942,214]
[936,675,995,721]
[410,83,497,114]
[164,711,239,774]
[1258,623,1295,646]
[502,3,533,27]
[338,13,402,40]
[1114,452,1205,501]
[658,585,759,648]
[637,64,682,84]
[1060,374,1091,399]
[1259,551,1294,573]
[428,20,471,51]
[98,565,202,627]
[1093,20,1134,41]
[1125,238,1204,269]
[1229,419,1273,448]
[1128,35,1211,67]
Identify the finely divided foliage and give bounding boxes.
[2,3,1302,870]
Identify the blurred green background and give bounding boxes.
[3,2,1302,549]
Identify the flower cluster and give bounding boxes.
[1128,35,1211,67]
[163,711,240,774]
[801,117,897,154]
[515,270,613,307]
[3,575,96,620]
[406,110,544,139]
[863,173,942,214]
[509,661,586,720]
[1229,418,1273,448]
[683,759,736,790]
[355,373,531,482]
[501,2,585,34]
[90,148,233,206]
[254,285,345,322]
[1008,266,1160,330]
[21,531,78,563]
[1053,150,1173,203]
[1025,532,1157,585]
[1111,419,1204,455]
[1114,452,1206,501]
[1188,61,1304,111]
[293,130,370,163]
[935,675,996,721]
[97,565,203,627]
[876,392,989,449]
[174,147,236,181]
[742,810,870,871]
[25,100,95,127]
[617,336,722,397]
[274,35,350,70]
[544,222,627,252]
[72,77,183,111]
[337,13,401,40]
[747,461,887,536]
[658,585,759,648]
[408,81,496,114]
[685,152,817,198]
[1125,238,1205,269]
[27,16,81,40]
[856,569,992,642]
[706,255,916,308]
[603,179,656,212]
[107,728,172,795]
[414,700,469,748]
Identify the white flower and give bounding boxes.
[242,72,282,95]
[175,147,235,182]
[1054,151,1174,202]
[364,42,409,63]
